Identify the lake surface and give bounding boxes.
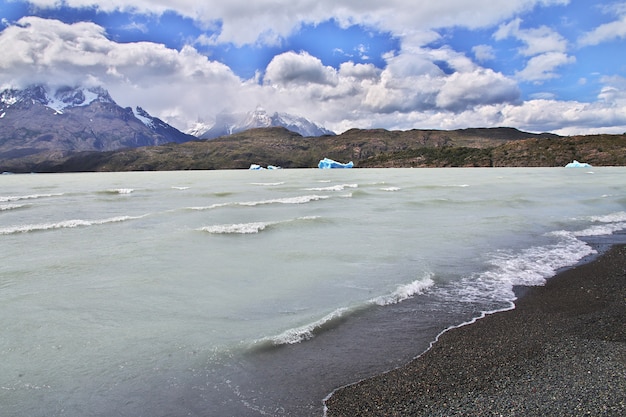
[1,167,625,416]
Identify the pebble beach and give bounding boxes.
[324,245,626,417]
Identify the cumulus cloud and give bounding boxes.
[22,0,572,46]
[494,17,575,82]
[472,44,496,62]
[515,52,576,82]
[1,1,624,136]
[264,51,338,86]
[578,9,626,47]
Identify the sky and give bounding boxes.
[1,0,625,135]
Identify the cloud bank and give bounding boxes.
[1,0,625,135]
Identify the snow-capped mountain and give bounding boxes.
[0,85,195,161]
[188,107,335,139]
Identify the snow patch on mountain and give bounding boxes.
[0,85,114,115]
[188,107,335,139]
[133,106,156,128]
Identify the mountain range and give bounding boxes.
[1,84,624,172]
[186,107,335,139]
[0,85,335,165]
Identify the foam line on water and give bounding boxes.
[0,215,146,235]
[256,275,435,346]
[0,193,63,202]
[198,216,321,234]
[188,195,329,210]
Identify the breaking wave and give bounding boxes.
[0,215,145,235]
[101,188,134,195]
[256,275,434,346]
[431,212,626,306]
[1,204,29,211]
[189,195,329,210]
[0,193,63,202]
[198,216,321,235]
[305,184,358,192]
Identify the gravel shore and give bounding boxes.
[324,245,626,417]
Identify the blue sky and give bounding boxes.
[1,0,625,135]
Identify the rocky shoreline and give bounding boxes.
[324,245,626,416]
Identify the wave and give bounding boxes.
[434,231,597,306]
[256,308,351,346]
[256,275,434,347]
[305,184,358,192]
[198,216,321,235]
[370,276,435,306]
[250,182,285,186]
[0,215,145,235]
[189,195,329,210]
[380,187,401,192]
[0,204,29,211]
[101,188,134,195]
[0,193,63,202]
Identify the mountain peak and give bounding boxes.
[0,84,115,114]
[0,84,195,161]
[189,108,335,139]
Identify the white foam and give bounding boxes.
[588,211,626,223]
[200,222,273,234]
[250,182,285,186]
[237,195,329,206]
[436,233,596,304]
[189,195,329,210]
[305,184,358,192]
[0,215,144,235]
[0,193,63,202]
[199,216,320,234]
[0,204,27,211]
[108,188,134,194]
[371,276,435,306]
[258,308,349,345]
[380,187,401,192]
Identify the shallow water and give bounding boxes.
[1,167,625,416]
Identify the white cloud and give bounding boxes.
[264,51,338,86]
[494,18,575,82]
[436,69,520,110]
[472,44,496,62]
[494,18,568,56]
[515,52,576,82]
[3,1,625,136]
[578,14,626,46]
[22,0,572,46]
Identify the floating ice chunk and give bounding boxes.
[565,160,592,168]
[318,158,353,169]
[249,164,282,170]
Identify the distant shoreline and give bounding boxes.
[325,243,626,416]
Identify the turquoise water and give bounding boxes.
[1,168,625,416]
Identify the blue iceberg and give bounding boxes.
[565,160,592,168]
[318,158,354,169]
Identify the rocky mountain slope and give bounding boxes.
[187,107,335,139]
[0,85,195,163]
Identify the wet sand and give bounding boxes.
[324,245,626,417]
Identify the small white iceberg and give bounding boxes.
[565,160,592,168]
[318,158,354,169]
[249,164,282,170]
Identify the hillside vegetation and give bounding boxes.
[1,127,625,172]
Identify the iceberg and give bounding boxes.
[318,158,354,169]
[565,160,592,168]
[249,164,282,170]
